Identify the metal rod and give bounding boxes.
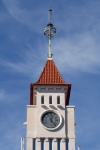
[21,137,24,150]
[78,146,80,150]
[48,9,52,24]
[48,38,52,58]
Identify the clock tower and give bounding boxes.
[25,8,75,150]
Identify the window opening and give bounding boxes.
[57,139,60,150]
[41,139,44,150]
[33,139,36,150]
[49,96,52,104]
[66,140,68,150]
[41,95,44,104]
[49,139,52,150]
[57,96,60,104]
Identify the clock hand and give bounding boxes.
[49,118,52,122]
[49,118,56,126]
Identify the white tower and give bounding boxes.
[25,8,75,150]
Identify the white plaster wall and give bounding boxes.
[68,138,75,150]
[36,107,66,138]
[36,138,41,150]
[26,138,33,150]
[52,138,57,150]
[65,106,75,138]
[27,105,37,138]
[44,138,49,150]
[60,138,66,150]
[35,85,67,107]
[26,85,75,150]
[35,85,67,138]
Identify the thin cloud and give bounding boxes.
[0,42,46,78]
[0,31,100,75]
[0,1,100,150]
[2,0,100,75]
[2,0,46,32]
[2,0,30,23]
[53,32,100,74]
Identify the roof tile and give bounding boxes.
[36,59,67,84]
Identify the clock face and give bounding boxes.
[41,111,60,129]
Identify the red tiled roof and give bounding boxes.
[36,59,67,84]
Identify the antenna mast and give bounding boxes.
[44,7,56,58]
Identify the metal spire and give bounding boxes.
[44,8,56,59]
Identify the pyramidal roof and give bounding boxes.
[35,59,68,85]
[30,59,71,105]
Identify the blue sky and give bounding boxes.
[0,0,100,149]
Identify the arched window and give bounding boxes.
[49,96,52,104]
[41,95,44,104]
[57,96,60,104]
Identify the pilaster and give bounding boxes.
[60,138,66,150]
[26,138,32,150]
[52,138,57,150]
[68,138,75,150]
[44,138,49,150]
[36,138,41,150]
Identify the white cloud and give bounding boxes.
[2,0,100,74]
[53,31,100,74]
[2,0,29,23]
[2,0,46,32]
[0,41,46,78]
[0,30,100,76]
[0,1,100,150]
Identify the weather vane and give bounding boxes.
[44,6,56,58]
